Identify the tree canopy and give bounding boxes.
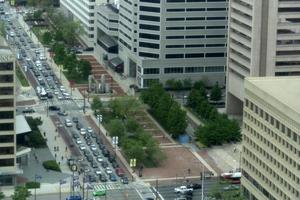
[11,186,31,200]
[210,82,222,101]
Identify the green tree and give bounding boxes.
[33,10,43,19]
[144,138,166,167]
[187,89,204,109]
[11,186,31,200]
[77,60,91,80]
[165,79,183,90]
[0,191,5,200]
[125,117,140,133]
[53,43,66,65]
[107,119,126,140]
[167,103,187,138]
[210,82,222,101]
[42,31,52,45]
[193,80,207,98]
[182,78,192,89]
[91,96,102,114]
[54,30,64,41]
[154,93,173,125]
[62,21,83,46]
[140,82,164,109]
[0,21,6,37]
[63,53,77,71]
[109,97,142,119]
[122,139,145,164]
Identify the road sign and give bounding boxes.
[112,136,119,145]
[130,159,136,167]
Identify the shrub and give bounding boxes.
[25,182,40,189]
[42,160,61,172]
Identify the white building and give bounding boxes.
[95,0,228,88]
[226,0,300,115]
[242,76,300,200]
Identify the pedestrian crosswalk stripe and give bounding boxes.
[93,183,121,191]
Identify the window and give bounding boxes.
[140,6,160,12]
[140,0,160,3]
[139,33,160,40]
[0,75,13,83]
[205,66,224,72]
[164,67,184,73]
[186,17,205,21]
[0,135,14,143]
[206,44,225,47]
[186,26,205,30]
[166,36,184,39]
[139,52,159,58]
[0,123,14,131]
[206,35,226,38]
[139,42,160,49]
[167,0,185,2]
[206,26,226,29]
[143,79,159,87]
[186,35,204,39]
[207,8,226,11]
[166,18,185,21]
[140,24,160,31]
[0,147,14,155]
[140,15,160,22]
[0,159,14,167]
[207,17,226,20]
[165,54,184,59]
[206,52,225,57]
[0,111,13,119]
[166,45,184,48]
[0,62,13,71]
[144,68,160,74]
[185,53,204,58]
[0,87,13,95]
[186,8,205,11]
[167,8,185,12]
[0,99,13,107]
[185,67,204,73]
[166,27,184,30]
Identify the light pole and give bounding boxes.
[34,174,42,200]
[201,165,204,200]
[96,114,103,136]
[59,179,66,200]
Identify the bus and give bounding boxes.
[221,172,241,184]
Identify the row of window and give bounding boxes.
[167,7,226,12]
[166,44,225,48]
[165,52,225,58]
[166,35,226,39]
[166,17,226,21]
[167,0,227,2]
[0,63,13,71]
[142,66,224,74]
[166,26,226,30]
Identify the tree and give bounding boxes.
[167,103,187,138]
[140,82,164,109]
[77,60,91,80]
[91,96,102,114]
[187,89,204,109]
[0,191,5,200]
[33,10,43,20]
[107,119,126,140]
[53,42,66,65]
[154,93,173,125]
[210,82,222,101]
[0,21,6,37]
[125,117,140,133]
[193,80,207,98]
[62,21,83,46]
[122,139,145,164]
[144,138,166,167]
[182,79,192,89]
[42,31,52,45]
[11,186,31,200]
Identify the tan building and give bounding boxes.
[226,0,300,115]
[0,44,18,185]
[242,77,300,200]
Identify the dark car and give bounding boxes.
[47,92,53,99]
[187,183,202,190]
[121,176,129,184]
[86,155,93,162]
[76,123,83,130]
[22,107,35,113]
[108,155,115,163]
[91,161,98,168]
[101,161,108,168]
[109,174,117,182]
[49,106,60,111]
[72,117,79,123]
[102,149,110,157]
[95,137,102,145]
[87,174,96,182]
[100,175,107,182]
[111,161,119,169]
[99,144,105,150]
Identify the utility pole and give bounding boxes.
[201,165,204,200]
[83,90,86,114]
[156,178,159,200]
[46,99,49,117]
[82,169,85,200]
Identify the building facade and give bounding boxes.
[95,0,228,88]
[60,0,104,47]
[226,0,300,115]
[0,45,18,185]
[242,77,300,200]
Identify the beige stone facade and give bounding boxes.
[242,77,300,200]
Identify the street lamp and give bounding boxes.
[96,114,102,135]
[34,174,42,200]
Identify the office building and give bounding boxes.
[95,0,228,88]
[242,77,300,200]
[227,0,300,115]
[0,43,18,185]
[60,0,104,47]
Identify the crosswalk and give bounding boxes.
[93,183,125,191]
[38,99,85,108]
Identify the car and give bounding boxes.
[97,156,103,162]
[174,186,193,194]
[39,54,46,60]
[86,139,92,146]
[91,162,98,168]
[86,155,93,162]
[121,176,129,184]
[35,60,41,67]
[76,123,83,130]
[95,137,102,144]
[109,174,117,182]
[91,132,97,138]
[79,144,86,150]
[88,175,97,182]
[222,185,240,191]
[100,175,107,182]
[90,144,97,151]
[84,134,90,140]
[49,106,60,111]
[22,107,35,113]
[87,127,93,134]
[63,92,71,99]
[53,89,59,95]
[76,139,83,144]
[115,168,125,177]
[102,149,110,157]
[95,169,102,175]
[108,154,115,163]
[187,183,202,190]
[72,133,80,139]
[92,151,99,156]
[80,128,86,135]
[64,119,72,127]
[101,161,108,168]
[72,117,79,123]
[60,85,65,92]
[105,167,113,175]
[57,95,64,100]
[58,110,68,116]
[111,161,119,169]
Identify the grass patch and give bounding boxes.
[195,141,207,148]
[43,160,61,172]
[16,64,30,87]
[63,71,88,84]
[25,182,40,189]
[32,27,48,44]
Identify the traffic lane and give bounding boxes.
[85,115,132,178]
[50,115,81,157]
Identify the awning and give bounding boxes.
[98,35,117,49]
[16,115,31,134]
[109,57,123,67]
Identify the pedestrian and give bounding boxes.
[58,162,60,165]
[54,136,57,141]
[55,153,57,158]
[65,146,68,152]
[54,146,56,151]
[55,128,57,132]
[43,132,46,137]
[61,156,64,161]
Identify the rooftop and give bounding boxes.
[246,76,300,115]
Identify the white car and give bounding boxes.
[79,144,86,150]
[25,57,31,62]
[97,156,103,162]
[35,60,41,67]
[64,119,72,127]
[57,95,64,100]
[174,186,193,194]
[90,144,97,151]
[105,167,113,174]
[95,169,102,175]
[87,127,93,134]
[60,86,65,92]
[9,31,15,37]
[63,92,71,99]
[54,90,59,95]
[76,139,83,144]
[39,55,46,60]
[80,128,86,135]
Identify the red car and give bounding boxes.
[115,168,125,177]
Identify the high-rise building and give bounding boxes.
[226,0,300,115]
[60,0,103,47]
[95,0,228,88]
[242,76,300,200]
[0,44,18,185]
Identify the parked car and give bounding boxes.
[100,175,107,182]
[58,110,68,116]
[101,161,108,168]
[64,119,72,127]
[187,183,202,190]
[76,123,83,130]
[109,174,117,182]
[22,107,35,113]
[115,168,125,177]
[49,106,60,111]
[72,117,79,123]
[80,128,86,135]
[121,176,129,184]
